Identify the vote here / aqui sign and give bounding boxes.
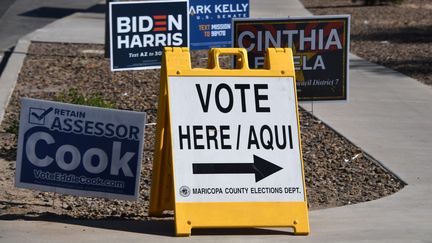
[15,98,146,200]
[150,47,309,236]
[169,76,305,202]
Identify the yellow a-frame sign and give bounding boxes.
[150,47,309,236]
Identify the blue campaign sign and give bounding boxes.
[109,0,188,71]
[189,0,249,50]
[15,98,146,201]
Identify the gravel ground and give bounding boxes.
[0,42,404,219]
[301,0,432,85]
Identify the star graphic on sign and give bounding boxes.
[291,44,319,82]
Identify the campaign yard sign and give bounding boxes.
[109,0,189,71]
[15,98,146,200]
[189,0,249,50]
[233,15,350,101]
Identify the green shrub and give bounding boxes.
[4,90,115,138]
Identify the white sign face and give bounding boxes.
[168,76,305,202]
[15,98,146,200]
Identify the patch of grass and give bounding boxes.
[54,88,116,109]
[5,120,19,137]
[3,89,115,139]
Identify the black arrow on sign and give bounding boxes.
[192,155,283,182]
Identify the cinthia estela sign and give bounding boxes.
[233,15,350,101]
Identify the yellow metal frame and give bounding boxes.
[150,47,309,236]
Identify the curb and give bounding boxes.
[0,39,31,124]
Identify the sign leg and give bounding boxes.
[293,221,310,235]
[175,218,192,236]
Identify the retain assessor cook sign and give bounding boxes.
[15,98,146,200]
[109,0,189,71]
[233,16,350,101]
[168,76,305,202]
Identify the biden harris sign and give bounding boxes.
[15,98,146,200]
[109,0,189,71]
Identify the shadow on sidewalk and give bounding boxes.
[0,213,294,236]
[350,57,402,75]
[0,46,14,78]
[0,213,175,236]
[19,4,105,19]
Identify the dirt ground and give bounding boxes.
[2,0,426,221]
[0,42,404,219]
[301,0,432,85]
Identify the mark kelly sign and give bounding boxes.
[15,98,146,200]
[109,0,189,71]
[233,15,350,101]
[189,0,249,50]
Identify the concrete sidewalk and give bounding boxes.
[1,0,432,242]
[301,54,432,242]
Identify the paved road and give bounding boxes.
[0,0,16,19]
[0,0,103,52]
[0,0,103,77]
